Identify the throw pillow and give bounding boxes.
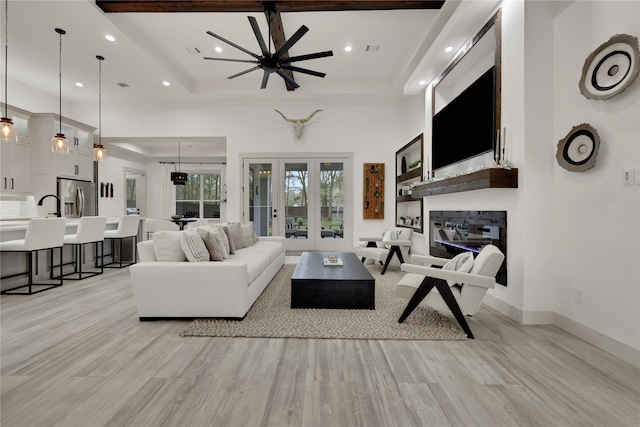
[208,225,231,255]
[442,251,474,286]
[210,226,229,258]
[196,228,224,261]
[227,222,249,250]
[181,229,210,262]
[382,229,401,249]
[152,231,187,262]
[240,222,255,247]
[218,225,236,254]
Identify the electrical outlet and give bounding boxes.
[575,288,584,305]
[623,169,635,186]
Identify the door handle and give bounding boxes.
[3,177,6,189]
[11,178,14,189]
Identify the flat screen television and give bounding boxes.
[432,66,496,171]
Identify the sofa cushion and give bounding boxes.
[241,241,282,263]
[181,229,210,262]
[197,228,224,261]
[230,250,271,283]
[152,231,187,262]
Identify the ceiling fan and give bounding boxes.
[204,14,333,90]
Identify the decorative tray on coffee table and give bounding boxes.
[323,256,343,266]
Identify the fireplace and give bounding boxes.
[429,211,507,285]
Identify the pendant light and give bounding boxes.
[0,0,15,142]
[170,142,187,185]
[51,28,68,154]
[93,55,107,162]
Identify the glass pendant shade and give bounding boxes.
[1,117,16,142]
[51,133,69,153]
[93,144,107,162]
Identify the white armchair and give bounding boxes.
[396,244,504,338]
[355,227,413,275]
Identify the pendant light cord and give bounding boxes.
[98,57,102,146]
[3,0,8,118]
[58,29,62,134]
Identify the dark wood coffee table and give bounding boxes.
[291,252,375,309]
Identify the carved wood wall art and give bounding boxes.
[579,34,640,100]
[363,163,384,219]
[556,123,601,172]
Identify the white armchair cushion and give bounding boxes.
[181,229,210,262]
[152,231,187,262]
[382,229,400,249]
[442,252,474,286]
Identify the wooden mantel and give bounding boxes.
[411,168,518,197]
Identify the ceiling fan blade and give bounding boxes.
[274,25,309,57]
[281,65,326,78]
[276,69,300,88]
[248,16,269,55]
[206,31,260,59]
[203,57,258,64]
[260,70,270,89]
[227,66,261,80]
[281,50,334,64]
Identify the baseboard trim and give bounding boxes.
[553,312,640,369]
[481,295,640,369]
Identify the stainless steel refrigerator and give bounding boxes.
[57,178,96,218]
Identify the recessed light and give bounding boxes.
[75,82,84,87]
[419,80,426,85]
[344,45,352,52]
[444,46,453,53]
[105,35,116,42]
[215,46,222,53]
[162,81,170,86]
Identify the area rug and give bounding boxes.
[181,263,467,340]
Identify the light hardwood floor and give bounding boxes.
[1,265,639,427]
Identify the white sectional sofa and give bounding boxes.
[130,230,285,320]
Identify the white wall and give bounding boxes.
[97,155,149,218]
[72,99,414,245]
[550,0,639,351]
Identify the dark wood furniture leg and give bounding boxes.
[381,245,404,275]
[397,275,474,339]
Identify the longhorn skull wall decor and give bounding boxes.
[274,109,322,139]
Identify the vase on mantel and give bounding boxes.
[401,156,407,174]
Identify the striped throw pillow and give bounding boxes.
[181,229,210,262]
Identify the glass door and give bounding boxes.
[243,160,278,236]
[282,160,316,250]
[316,160,346,251]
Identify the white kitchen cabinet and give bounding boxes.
[0,106,32,195]
[30,113,96,179]
[0,140,32,194]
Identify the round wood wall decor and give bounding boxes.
[556,124,601,172]
[579,34,640,100]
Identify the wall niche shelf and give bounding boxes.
[412,168,518,198]
[396,134,424,234]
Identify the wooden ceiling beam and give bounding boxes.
[265,9,296,91]
[96,1,445,14]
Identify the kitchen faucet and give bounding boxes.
[37,194,62,217]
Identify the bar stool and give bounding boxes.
[103,215,140,268]
[0,218,67,295]
[55,216,107,280]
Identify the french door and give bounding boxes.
[243,156,351,251]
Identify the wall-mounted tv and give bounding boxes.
[432,66,496,171]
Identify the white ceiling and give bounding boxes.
[3,0,501,157]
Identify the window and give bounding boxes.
[176,173,221,219]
